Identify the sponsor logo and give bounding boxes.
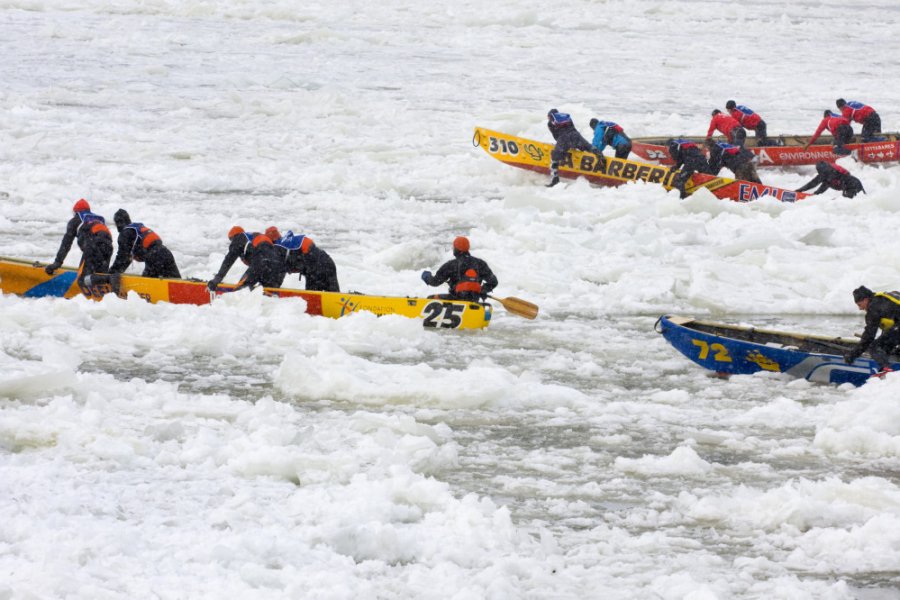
[575,155,672,184]
[737,184,798,203]
[746,350,780,372]
[523,143,544,162]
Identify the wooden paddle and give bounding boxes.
[487,295,539,320]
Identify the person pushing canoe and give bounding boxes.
[844,286,900,375]
[45,198,113,290]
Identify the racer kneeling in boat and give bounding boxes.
[666,139,711,199]
[207,226,286,291]
[546,109,604,187]
[795,160,864,198]
[803,110,853,155]
[844,286,900,373]
[836,99,882,142]
[706,109,747,147]
[705,140,761,183]
[589,118,632,159]
[45,199,113,289]
[266,226,339,292]
[110,209,181,279]
[421,236,497,302]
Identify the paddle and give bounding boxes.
[487,295,539,320]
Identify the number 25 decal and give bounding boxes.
[422,302,464,329]
[691,339,732,362]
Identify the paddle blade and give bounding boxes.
[490,295,538,320]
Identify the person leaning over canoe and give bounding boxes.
[706,109,746,147]
[589,118,632,159]
[843,286,900,374]
[207,226,286,291]
[421,236,497,302]
[265,226,339,292]
[795,160,864,198]
[546,108,604,187]
[44,198,113,288]
[836,98,882,142]
[725,100,775,146]
[666,139,711,199]
[802,110,853,155]
[704,139,762,183]
[109,209,180,279]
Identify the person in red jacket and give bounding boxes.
[836,99,882,142]
[803,110,853,155]
[706,109,746,146]
[725,100,774,146]
[795,160,864,198]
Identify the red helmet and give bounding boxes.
[227,226,245,239]
[72,198,90,212]
[453,236,470,253]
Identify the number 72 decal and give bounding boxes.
[422,301,465,329]
[691,339,733,362]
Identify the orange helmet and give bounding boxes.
[72,198,90,212]
[265,226,281,242]
[227,226,245,239]
[453,236,470,253]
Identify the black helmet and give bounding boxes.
[113,208,130,231]
[589,118,599,129]
[852,286,874,303]
[836,98,846,108]
[548,108,559,117]
[711,109,721,116]
[725,100,736,110]
[824,109,833,118]
[815,160,831,174]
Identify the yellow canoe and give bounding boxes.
[0,256,491,330]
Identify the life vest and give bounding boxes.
[595,120,623,134]
[454,267,483,295]
[875,291,900,330]
[275,231,306,252]
[672,139,697,150]
[123,222,161,255]
[234,232,268,264]
[549,112,573,127]
[76,210,111,238]
[714,142,741,156]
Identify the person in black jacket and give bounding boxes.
[796,161,864,198]
[45,198,113,288]
[666,139,711,199]
[292,236,339,292]
[546,109,604,187]
[421,236,498,302]
[844,286,900,372]
[110,209,180,278]
[705,140,761,183]
[208,226,286,291]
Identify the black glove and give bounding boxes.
[546,176,559,188]
[843,350,859,364]
[207,276,222,291]
[44,262,60,275]
[421,270,432,283]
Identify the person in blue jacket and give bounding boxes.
[589,119,632,159]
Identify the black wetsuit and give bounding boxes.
[796,164,864,198]
[846,292,900,368]
[110,222,180,278]
[423,252,498,302]
[49,211,113,286]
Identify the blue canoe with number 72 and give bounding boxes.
[655,314,899,386]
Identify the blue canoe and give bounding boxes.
[655,315,899,386]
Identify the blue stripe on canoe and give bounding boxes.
[23,272,78,298]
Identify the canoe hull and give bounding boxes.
[0,257,491,330]
[630,133,900,167]
[474,127,807,203]
[656,315,898,386]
